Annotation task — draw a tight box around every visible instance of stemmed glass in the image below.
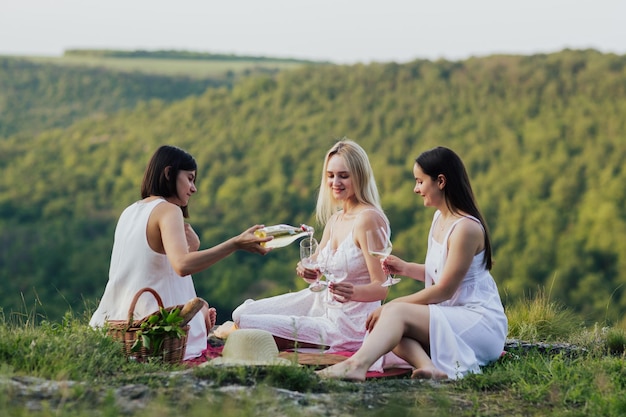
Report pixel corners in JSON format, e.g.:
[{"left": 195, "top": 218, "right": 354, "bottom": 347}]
[
  {"left": 324, "top": 249, "right": 348, "bottom": 308},
  {"left": 300, "top": 237, "right": 326, "bottom": 292},
  {"left": 366, "top": 227, "right": 401, "bottom": 287}
]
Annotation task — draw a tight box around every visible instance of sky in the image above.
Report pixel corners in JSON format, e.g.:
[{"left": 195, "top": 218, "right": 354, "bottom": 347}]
[{"left": 1, "top": 0, "right": 624, "bottom": 64}]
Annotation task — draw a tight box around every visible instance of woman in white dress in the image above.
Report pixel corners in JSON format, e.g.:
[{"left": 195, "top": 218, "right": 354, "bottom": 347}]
[
  {"left": 232, "top": 139, "right": 390, "bottom": 352},
  {"left": 319, "top": 146, "right": 508, "bottom": 380},
  {"left": 90, "top": 145, "right": 271, "bottom": 360}
]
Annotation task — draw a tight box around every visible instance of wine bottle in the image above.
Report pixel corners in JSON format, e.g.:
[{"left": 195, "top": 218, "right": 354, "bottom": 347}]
[{"left": 255, "top": 224, "right": 314, "bottom": 249}]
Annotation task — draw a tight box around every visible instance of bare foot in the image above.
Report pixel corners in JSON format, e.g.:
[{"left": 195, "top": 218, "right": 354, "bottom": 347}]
[
  {"left": 411, "top": 367, "right": 448, "bottom": 380},
  {"left": 316, "top": 360, "right": 367, "bottom": 381},
  {"left": 203, "top": 307, "right": 217, "bottom": 332}
]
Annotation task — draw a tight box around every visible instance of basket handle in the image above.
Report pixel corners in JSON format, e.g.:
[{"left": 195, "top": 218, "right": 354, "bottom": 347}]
[{"left": 127, "top": 287, "right": 164, "bottom": 324}]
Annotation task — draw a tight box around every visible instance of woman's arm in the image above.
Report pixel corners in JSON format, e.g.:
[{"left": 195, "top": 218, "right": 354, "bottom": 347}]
[
  {"left": 338, "top": 211, "right": 389, "bottom": 303},
  {"left": 155, "top": 201, "right": 270, "bottom": 276},
  {"left": 390, "top": 219, "right": 483, "bottom": 305}
]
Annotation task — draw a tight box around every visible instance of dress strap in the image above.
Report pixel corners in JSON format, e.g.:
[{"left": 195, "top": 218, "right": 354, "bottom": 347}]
[{"left": 442, "top": 215, "right": 483, "bottom": 244}]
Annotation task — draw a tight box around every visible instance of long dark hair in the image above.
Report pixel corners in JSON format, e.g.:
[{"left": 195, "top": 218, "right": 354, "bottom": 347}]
[
  {"left": 141, "top": 145, "right": 197, "bottom": 218},
  {"left": 416, "top": 146, "right": 492, "bottom": 269}
]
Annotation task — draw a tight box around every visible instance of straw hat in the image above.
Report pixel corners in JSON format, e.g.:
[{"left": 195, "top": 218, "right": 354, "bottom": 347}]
[{"left": 206, "top": 329, "right": 293, "bottom": 366}]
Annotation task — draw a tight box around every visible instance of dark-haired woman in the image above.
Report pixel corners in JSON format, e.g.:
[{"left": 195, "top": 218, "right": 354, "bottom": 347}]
[
  {"left": 319, "top": 146, "right": 507, "bottom": 380},
  {"left": 90, "top": 145, "right": 271, "bottom": 361}
]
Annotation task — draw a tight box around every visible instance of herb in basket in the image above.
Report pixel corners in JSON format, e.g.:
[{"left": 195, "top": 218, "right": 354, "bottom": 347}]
[{"left": 131, "top": 306, "right": 187, "bottom": 354}]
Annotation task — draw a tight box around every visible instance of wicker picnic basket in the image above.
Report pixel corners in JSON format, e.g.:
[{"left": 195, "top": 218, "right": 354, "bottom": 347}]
[{"left": 106, "top": 287, "right": 189, "bottom": 364}]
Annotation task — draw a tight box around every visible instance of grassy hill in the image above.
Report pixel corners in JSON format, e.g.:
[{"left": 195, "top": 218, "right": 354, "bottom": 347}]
[
  {"left": 2, "top": 294, "right": 625, "bottom": 416},
  {"left": 0, "top": 50, "right": 328, "bottom": 137}
]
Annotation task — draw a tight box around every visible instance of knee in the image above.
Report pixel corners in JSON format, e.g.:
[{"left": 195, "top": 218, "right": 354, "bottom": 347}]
[
  {"left": 380, "top": 302, "right": 404, "bottom": 317},
  {"left": 231, "top": 299, "right": 252, "bottom": 323},
  {"left": 379, "top": 302, "right": 422, "bottom": 325},
  {"left": 231, "top": 304, "right": 243, "bottom": 323}
]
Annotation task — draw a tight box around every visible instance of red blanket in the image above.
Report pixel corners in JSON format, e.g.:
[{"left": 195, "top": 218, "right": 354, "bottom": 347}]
[{"left": 187, "top": 346, "right": 411, "bottom": 378}]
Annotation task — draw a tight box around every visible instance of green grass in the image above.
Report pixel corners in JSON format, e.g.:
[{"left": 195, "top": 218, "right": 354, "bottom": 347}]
[
  {"left": 0, "top": 310, "right": 184, "bottom": 382},
  {"left": 506, "top": 287, "right": 584, "bottom": 342},
  {"left": 1, "top": 289, "right": 625, "bottom": 416},
  {"left": 8, "top": 55, "right": 316, "bottom": 79}
]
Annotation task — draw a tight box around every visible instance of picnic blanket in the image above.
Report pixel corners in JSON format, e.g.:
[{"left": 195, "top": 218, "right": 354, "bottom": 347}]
[
  {"left": 278, "top": 350, "right": 412, "bottom": 378},
  {"left": 188, "top": 345, "right": 411, "bottom": 378}
]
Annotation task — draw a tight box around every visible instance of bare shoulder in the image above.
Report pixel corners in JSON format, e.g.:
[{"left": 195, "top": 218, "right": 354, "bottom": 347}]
[
  {"left": 355, "top": 207, "right": 388, "bottom": 230},
  {"left": 456, "top": 217, "right": 483, "bottom": 237},
  {"left": 150, "top": 199, "right": 183, "bottom": 223},
  {"left": 452, "top": 217, "right": 485, "bottom": 252},
  {"left": 353, "top": 209, "right": 389, "bottom": 250}
]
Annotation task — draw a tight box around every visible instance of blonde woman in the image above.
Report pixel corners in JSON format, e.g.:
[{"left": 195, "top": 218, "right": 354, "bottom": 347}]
[{"left": 233, "top": 139, "right": 390, "bottom": 352}]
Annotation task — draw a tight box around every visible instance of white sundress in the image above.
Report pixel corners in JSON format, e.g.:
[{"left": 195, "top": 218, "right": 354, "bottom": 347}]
[
  {"left": 232, "top": 210, "right": 387, "bottom": 352},
  {"left": 89, "top": 198, "right": 207, "bottom": 360},
  {"left": 426, "top": 211, "right": 508, "bottom": 379},
  {"left": 371, "top": 211, "right": 508, "bottom": 379}
]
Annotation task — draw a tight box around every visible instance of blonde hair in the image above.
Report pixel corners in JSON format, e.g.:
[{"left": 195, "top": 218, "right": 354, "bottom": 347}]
[{"left": 315, "top": 139, "right": 383, "bottom": 225}]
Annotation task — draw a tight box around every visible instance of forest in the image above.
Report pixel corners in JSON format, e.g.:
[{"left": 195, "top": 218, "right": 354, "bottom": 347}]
[{"left": 0, "top": 49, "right": 624, "bottom": 327}]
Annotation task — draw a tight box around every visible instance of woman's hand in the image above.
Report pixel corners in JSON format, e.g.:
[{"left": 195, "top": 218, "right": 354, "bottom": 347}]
[
  {"left": 382, "top": 254, "right": 406, "bottom": 276},
  {"left": 365, "top": 306, "right": 383, "bottom": 332},
  {"left": 233, "top": 225, "right": 272, "bottom": 255},
  {"left": 328, "top": 281, "right": 354, "bottom": 303},
  {"left": 296, "top": 261, "right": 322, "bottom": 284}
]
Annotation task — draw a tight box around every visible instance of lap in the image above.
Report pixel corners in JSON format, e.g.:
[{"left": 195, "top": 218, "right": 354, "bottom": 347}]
[{"left": 379, "top": 302, "right": 431, "bottom": 344}]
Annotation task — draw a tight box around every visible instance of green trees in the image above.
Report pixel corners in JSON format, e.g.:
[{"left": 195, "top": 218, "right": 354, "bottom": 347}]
[
  {"left": 1, "top": 49, "right": 625, "bottom": 326},
  {"left": 0, "top": 57, "right": 226, "bottom": 137}
]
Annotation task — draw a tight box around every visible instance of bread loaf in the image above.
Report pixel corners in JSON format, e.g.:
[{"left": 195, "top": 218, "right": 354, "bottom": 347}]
[{"left": 180, "top": 297, "right": 207, "bottom": 326}]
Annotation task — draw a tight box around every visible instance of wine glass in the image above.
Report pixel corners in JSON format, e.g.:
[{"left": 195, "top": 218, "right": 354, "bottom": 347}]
[
  {"left": 324, "top": 249, "right": 348, "bottom": 308},
  {"left": 366, "top": 227, "right": 401, "bottom": 287},
  {"left": 300, "top": 237, "right": 326, "bottom": 292}
]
